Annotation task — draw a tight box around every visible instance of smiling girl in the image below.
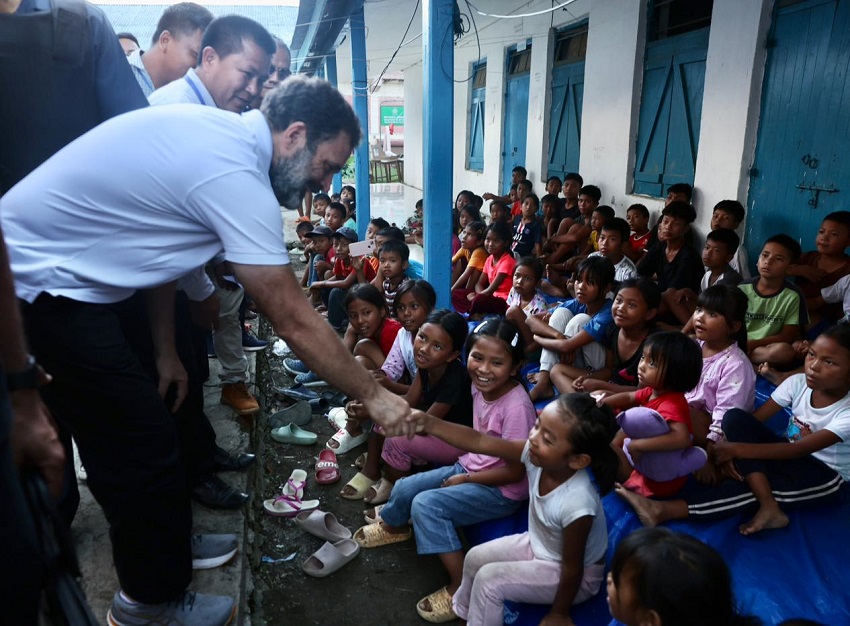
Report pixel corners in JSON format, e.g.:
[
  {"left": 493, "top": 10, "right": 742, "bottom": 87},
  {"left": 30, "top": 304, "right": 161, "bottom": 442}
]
[{"left": 355, "top": 319, "right": 536, "bottom": 623}]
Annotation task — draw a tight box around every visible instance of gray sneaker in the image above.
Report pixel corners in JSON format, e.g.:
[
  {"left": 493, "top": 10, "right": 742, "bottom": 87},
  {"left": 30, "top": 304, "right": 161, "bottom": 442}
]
[
  {"left": 107, "top": 590, "right": 235, "bottom": 626},
  {"left": 192, "top": 533, "right": 238, "bottom": 570}
]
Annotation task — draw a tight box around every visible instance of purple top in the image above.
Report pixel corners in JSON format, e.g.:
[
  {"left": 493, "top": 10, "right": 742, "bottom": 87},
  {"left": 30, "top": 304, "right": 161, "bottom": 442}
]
[{"left": 685, "top": 340, "right": 755, "bottom": 443}]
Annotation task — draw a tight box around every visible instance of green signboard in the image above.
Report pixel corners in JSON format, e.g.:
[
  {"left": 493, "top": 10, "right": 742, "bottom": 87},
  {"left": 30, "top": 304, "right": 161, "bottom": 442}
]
[{"left": 380, "top": 105, "right": 404, "bottom": 126}]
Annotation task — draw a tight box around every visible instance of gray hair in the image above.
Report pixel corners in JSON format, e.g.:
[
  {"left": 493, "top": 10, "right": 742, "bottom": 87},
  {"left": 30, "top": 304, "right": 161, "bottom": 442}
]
[{"left": 261, "top": 75, "right": 362, "bottom": 151}]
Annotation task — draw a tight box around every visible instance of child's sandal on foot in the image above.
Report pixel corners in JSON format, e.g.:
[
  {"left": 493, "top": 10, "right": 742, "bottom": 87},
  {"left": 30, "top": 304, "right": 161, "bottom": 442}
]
[
  {"left": 363, "top": 477, "right": 394, "bottom": 505},
  {"left": 353, "top": 523, "right": 412, "bottom": 548},
  {"left": 339, "top": 471, "right": 375, "bottom": 500},
  {"left": 416, "top": 587, "right": 457, "bottom": 623}
]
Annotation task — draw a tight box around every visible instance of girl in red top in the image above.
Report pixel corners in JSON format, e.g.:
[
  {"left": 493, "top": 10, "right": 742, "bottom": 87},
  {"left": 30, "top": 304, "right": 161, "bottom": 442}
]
[
  {"left": 329, "top": 284, "right": 402, "bottom": 452},
  {"left": 599, "top": 331, "right": 704, "bottom": 497},
  {"left": 343, "top": 283, "right": 402, "bottom": 369}
]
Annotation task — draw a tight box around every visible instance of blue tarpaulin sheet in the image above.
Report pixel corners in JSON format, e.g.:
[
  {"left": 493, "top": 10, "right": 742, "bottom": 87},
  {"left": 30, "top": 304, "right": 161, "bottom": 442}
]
[{"left": 466, "top": 373, "right": 850, "bottom": 625}]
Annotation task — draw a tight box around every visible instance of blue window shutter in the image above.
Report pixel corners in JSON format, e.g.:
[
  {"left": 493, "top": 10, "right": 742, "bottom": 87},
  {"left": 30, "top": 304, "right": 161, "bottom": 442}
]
[
  {"left": 633, "top": 28, "right": 709, "bottom": 196},
  {"left": 468, "top": 87, "right": 485, "bottom": 171},
  {"left": 548, "top": 63, "right": 584, "bottom": 178}
]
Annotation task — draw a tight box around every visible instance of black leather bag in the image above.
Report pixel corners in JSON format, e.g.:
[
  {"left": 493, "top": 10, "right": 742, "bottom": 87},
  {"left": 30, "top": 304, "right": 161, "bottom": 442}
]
[{"left": 21, "top": 470, "right": 99, "bottom": 626}]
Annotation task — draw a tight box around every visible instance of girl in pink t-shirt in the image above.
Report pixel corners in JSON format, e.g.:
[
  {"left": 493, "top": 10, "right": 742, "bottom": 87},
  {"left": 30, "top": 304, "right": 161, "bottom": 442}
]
[{"left": 355, "top": 319, "right": 536, "bottom": 622}]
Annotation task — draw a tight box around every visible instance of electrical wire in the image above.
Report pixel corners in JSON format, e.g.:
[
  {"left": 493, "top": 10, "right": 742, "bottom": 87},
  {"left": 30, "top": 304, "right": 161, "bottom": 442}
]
[
  {"left": 369, "top": 0, "right": 421, "bottom": 93},
  {"left": 466, "top": 0, "right": 578, "bottom": 19}
]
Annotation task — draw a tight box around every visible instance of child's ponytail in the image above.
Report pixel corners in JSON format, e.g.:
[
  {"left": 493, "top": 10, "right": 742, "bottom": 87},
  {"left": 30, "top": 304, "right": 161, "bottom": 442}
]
[{"left": 558, "top": 394, "right": 620, "bottom": 495}]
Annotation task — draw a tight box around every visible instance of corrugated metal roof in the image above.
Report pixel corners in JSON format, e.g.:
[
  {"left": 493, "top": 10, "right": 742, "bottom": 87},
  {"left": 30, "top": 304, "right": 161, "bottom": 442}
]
[{"left": 98, "top": 4, "right": 298, "bottom": 48}]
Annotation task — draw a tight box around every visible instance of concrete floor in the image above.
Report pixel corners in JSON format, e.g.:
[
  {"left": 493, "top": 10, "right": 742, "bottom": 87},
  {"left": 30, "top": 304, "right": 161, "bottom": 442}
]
[
  {"left": 74, "top": 356, "right": 255, "bottom": 625},
  {"left": 71, "top": 185, "right": 441, "bottom": 625}
]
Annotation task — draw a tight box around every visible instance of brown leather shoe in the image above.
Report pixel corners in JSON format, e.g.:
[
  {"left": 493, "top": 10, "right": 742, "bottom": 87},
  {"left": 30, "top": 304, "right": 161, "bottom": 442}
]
[{"left": 220, "top": 382, "right": 259, "bottom": 415}]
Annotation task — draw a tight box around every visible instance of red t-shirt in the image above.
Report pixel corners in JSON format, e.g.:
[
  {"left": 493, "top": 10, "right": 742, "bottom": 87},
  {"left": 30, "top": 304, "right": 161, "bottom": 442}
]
[
  {"left": 483, "top": 253, "right": 517, "bottom": 300},
  {"left": 625, "top": 387, "right": 692, "bottom": 497},
  {"left": 510, "top": 200, "right": 522, "bottom": 218},
  {"left": 377, "top": 318, "right": 402, "bottom": 356},
  {"left": 629, "top": 231, "right": 651, "bottom": 257},
  {"left": 332, "top": 256, "right": 376, "bottom": 281}
]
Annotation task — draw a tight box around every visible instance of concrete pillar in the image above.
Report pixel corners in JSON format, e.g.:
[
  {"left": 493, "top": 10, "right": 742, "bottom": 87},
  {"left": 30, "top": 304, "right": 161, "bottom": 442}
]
[
  {"left": 325, "top": 52, "right": 343, "bottom": 195},
  {"left": 349, "top": 7, "right": 370, "bottom": 239},
  {"left": 422, "top": 0, "right": 454, "bottom": 309}
]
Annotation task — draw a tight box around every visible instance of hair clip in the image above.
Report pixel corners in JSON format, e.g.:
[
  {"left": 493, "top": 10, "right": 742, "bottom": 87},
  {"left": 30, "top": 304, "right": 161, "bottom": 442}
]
[
  {"left": 473, "top": 321, "right": 488, "bottom": 334},
  {"left": 510, "top": 333, "right": 519, "bottom": 347}
]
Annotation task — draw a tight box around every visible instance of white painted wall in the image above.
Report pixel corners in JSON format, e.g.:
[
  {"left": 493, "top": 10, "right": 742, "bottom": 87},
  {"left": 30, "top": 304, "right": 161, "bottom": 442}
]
[
  {"left": 403, "top": 64, "right": 423, "bottom": 189},
  {"left": 579, "top": 0, "right": 647, "bottom": 210},
  {"left": 692, "top": 0, "right": 773, "bottom": 238},
  {"left": 357, "top": 0, "right": 777, "bottom": 250}
]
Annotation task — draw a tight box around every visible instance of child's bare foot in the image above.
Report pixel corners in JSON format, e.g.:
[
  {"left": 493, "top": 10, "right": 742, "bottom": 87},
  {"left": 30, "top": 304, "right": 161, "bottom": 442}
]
[
  {"left": 327, "top": 425, "right": 364, "bottom": 450},
  {"left": 757, "top": 362, "right": 789, "bottom": 386},
  {"left": 615, "top": 483, "right": 662, "bottom": 527},
  {"left": 739, "top": 504, "right": 789, "bottom": 536},
  {"left": 380, "top": 521, "right": 410, "bottom": 535}
]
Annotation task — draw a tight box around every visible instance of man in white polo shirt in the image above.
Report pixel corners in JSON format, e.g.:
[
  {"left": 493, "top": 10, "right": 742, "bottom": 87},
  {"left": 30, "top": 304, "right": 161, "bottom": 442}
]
[{"left": 1, "top": 76, "right": 412, "bottom": 625}]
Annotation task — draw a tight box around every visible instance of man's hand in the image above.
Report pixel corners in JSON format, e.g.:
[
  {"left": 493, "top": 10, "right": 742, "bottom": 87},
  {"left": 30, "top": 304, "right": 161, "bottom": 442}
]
[
  {"left": 361, "top": 387, "right": 412, "bottom": 438},
  {"left": 212, "top": 262, "right": 240, "bottom": 291},
  {"left": 156, "top": 351, "right": 188, "bottom": 412},
  {"left": 188, "top": 293, "right": 220, "bottom": 330},
  {"left": 10, "top": 389, "right": 65, "bottom": 499}
]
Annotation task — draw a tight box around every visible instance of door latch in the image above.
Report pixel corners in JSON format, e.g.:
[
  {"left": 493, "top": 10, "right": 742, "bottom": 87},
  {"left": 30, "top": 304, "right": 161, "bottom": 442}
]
[{"left": 796, "top": 183, "right": 839, "bottom": 209}]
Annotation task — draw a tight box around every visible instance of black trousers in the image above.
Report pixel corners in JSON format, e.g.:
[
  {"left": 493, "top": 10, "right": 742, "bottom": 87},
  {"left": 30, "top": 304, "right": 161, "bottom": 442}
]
[
  {"left": 0, "top": 372, "right": 44, "bottom": 624},
  {"left": 681, "top": 409, "right": 844, "bottom": 521},
  {"left": 22, "top": 294, "right": 192, "bottom": 603}
]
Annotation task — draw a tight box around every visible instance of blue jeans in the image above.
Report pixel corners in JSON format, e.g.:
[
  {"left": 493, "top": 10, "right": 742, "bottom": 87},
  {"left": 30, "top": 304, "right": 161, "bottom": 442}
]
[{"left": 381, "top": 463, "right": 522, "bottom": 555}]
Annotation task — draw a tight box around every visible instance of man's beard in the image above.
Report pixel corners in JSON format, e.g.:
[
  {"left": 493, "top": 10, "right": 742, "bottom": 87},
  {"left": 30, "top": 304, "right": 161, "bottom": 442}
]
[{"left": 270, "top": 145, "right": 315, "bottom": 210}]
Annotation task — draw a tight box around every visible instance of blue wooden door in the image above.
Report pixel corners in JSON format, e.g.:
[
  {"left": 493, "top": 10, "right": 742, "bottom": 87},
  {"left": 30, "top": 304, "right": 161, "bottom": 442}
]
[
  {"left": 548, "top": 61, "right": 584, "bottom": 178},
  {"left": 502, "top": 50, "right": 530, "bottom": 192},
  {"left": 633, "top": 28, "right": 709, "bottom": 197},
  {"left": 747, "top": 0, "right": 850, "bottom": 267}
]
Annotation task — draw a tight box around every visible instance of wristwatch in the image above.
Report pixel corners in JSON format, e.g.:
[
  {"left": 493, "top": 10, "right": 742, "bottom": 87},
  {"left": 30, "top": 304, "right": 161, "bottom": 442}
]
[{"left": 6, "top": 355, "right": 40, "bottom": 392}]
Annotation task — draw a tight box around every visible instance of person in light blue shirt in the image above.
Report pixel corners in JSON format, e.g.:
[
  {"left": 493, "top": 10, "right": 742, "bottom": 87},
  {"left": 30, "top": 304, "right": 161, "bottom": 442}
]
[
  {"left": 150, "top": 15, "right": 273, "bottom": 112},
  {"left": 127, "top": 2, "right": 213, "bottom": 97}
]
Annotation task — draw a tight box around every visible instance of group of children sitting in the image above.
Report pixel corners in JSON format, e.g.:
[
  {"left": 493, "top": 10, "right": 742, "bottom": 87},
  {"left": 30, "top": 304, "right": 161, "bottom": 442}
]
[{"left": 287, "top": 173, "right": 850, "bottom": 625}]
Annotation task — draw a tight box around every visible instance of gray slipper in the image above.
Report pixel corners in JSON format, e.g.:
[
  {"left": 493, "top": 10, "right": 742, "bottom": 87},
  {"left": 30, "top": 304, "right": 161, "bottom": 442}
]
[
  {"left": 268, "top": 401, "right": 312, "bottom": 428},
  {"left": 302, "top": 539, "right": 360, "bottom": 577},
  {"left": 295, "top": 509, "right": 352, "bottom": 542}
]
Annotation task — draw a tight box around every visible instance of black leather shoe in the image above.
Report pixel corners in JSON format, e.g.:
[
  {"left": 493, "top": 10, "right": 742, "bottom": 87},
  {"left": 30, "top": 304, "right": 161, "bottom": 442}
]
[
  {"left": 192, "top": 475, "right": 249, "bottom": 509},
  {"left": 212, "top": 446, "right": 256, "bottom": 472}
]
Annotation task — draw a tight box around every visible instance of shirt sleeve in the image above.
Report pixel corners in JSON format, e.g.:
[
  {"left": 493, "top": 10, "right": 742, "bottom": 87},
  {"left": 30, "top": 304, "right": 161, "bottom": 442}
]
[
  {"left": 821, "top": 276, "right": 849, "bottom": 303},
  {"left": 176, "top": 266, "right": 215, "bottom": 301},
  {"left": 380, "top": 332, "right": 407, "bottom": 382},
  {"left": 185, "top": 172, "right": 289, "bottom": 266},
  {"left": 469, "top": 248, "right": 488, "bottom": 271},
  {"left": 708, "top": 351, "right": 756, "bottom": 442},
  {"left": 582, "top": 302, "right": 613, "bottom": 343},
  {"left": 635, "top": 386, "right": 653, "bottom": 405},
  {"left": 771, "top": 374, "right": 806, "bottom": 408}
]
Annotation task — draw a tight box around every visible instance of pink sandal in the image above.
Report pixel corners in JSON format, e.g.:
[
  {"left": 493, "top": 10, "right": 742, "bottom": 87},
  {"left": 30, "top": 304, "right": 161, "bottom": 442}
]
[{"left": 263, "top": 493, "right": 320, "bottom": 518}]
